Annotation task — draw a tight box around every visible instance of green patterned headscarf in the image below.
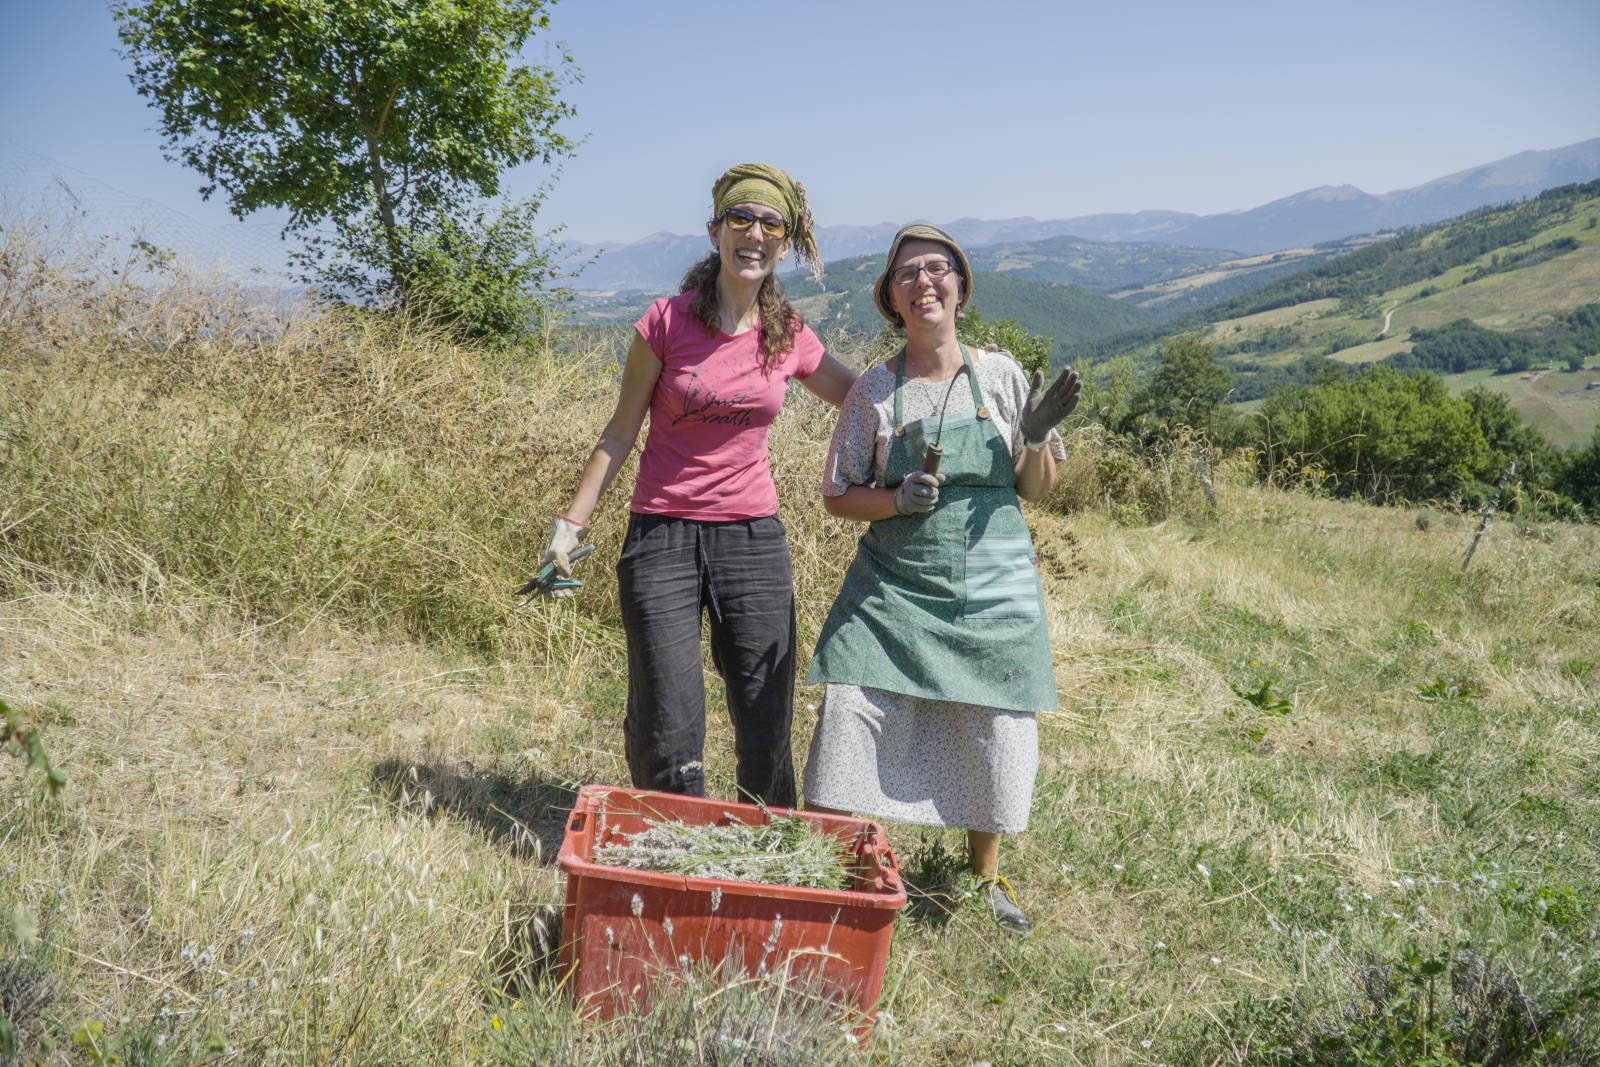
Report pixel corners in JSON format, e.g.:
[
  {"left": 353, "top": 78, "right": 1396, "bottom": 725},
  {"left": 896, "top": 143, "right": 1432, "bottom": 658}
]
[{"left": 711, "top": 162, "right": 823, "bottom": 283}]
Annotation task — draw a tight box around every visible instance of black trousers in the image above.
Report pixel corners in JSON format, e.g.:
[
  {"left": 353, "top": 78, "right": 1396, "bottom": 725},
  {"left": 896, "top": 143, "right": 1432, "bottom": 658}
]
[{"left": 616, "top": 513, "right": 798, "bottom": 808}]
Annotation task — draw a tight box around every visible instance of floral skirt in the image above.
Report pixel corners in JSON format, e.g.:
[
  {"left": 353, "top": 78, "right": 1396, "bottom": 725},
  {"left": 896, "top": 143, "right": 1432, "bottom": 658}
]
[{"left": 801, "top": 683, "right": 1038, "bottom": 834}]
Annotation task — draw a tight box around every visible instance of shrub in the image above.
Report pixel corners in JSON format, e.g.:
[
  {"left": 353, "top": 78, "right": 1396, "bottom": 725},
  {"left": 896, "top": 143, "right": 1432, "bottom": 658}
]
[
  {"left": 1256, "top": 367, "right": 1488, "bottom": 504},
  {"left": 1048, "top": 424, "right": 1219, "bottom": 522},
  {"left": 956, "top": 307, "right": 1052, "bottom": 379},
  {"left": 300, "top": 193, "right": 574, "bottom": 345}
]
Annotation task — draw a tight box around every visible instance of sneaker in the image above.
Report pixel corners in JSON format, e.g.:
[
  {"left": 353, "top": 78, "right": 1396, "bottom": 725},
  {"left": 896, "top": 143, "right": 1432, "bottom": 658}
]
[{"left": 979, "top": 875, "right": 1032, "bottom": 937}]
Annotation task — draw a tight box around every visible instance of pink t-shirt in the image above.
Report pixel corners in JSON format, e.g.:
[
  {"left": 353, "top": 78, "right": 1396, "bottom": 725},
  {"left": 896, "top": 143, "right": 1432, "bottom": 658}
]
[{"left": 631, "top": 292, "right": 824, "bottom": 520}]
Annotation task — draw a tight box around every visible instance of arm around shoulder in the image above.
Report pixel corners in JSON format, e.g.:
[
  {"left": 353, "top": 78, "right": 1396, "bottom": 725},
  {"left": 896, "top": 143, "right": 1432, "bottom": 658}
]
[{"left": 799, "top": 351, "right": 856, "bottom": 407}]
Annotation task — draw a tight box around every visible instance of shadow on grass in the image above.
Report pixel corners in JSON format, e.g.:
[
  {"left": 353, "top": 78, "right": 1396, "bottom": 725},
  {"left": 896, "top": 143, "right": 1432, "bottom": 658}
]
[
  {"left": 899, "top": 833, "right": 971, "bottom": 930},
  {"left": 369, "top": 757, "right": 581, "bottom": 865},
  {"left": 488, "top": 899, "right": 566, "bottom": 1002}
]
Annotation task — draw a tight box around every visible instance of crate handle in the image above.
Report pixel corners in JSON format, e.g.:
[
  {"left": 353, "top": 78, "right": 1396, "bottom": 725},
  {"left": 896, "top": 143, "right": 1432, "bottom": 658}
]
[
  {"left": 568, "top": 812, "right": 587, "bottom": 833},
  {"left": 861, "top": 835, "right": 894, "bottom": 866}
]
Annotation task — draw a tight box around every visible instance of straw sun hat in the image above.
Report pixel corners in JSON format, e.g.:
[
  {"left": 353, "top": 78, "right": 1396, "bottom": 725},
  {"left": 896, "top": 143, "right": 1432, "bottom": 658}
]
[{"left": 873, "top": 223, "right": 974, "bottom": 326}]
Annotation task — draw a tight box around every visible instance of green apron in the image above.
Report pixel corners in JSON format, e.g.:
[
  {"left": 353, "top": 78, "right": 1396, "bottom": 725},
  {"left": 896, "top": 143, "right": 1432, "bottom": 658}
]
[{"left": 806, "top": 346, "right": 1057, "bottom": 712}]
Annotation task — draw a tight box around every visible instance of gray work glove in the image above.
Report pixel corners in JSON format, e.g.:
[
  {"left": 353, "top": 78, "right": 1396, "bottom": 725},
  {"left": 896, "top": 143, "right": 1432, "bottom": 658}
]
[
  {"left": 893, "top": 472, "right": 943, "bottom": 515},
  {"left": 1018, "top": 365, "right": 1083, "bottom": 448},
  {"left": 538, "top": 515, "right": 591, "bottom": 599}
]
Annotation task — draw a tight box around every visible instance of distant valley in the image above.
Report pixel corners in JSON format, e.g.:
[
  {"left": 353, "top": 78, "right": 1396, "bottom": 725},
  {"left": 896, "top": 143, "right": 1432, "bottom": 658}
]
[
  {"left": 1094, "top": 180, "right": 1600, "bottom": 447},
  {"left": 567, "top": 138, "right": 1600, "bottom": 293},
  {"left": 574, "top": 175, "right": 1600, "bottom": 449}
]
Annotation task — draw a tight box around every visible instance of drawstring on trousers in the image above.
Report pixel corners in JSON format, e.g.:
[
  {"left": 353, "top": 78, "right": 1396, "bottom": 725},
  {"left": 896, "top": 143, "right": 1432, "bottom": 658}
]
[{"left": 693, "top": 524, "right": 724, "bottom": 624}]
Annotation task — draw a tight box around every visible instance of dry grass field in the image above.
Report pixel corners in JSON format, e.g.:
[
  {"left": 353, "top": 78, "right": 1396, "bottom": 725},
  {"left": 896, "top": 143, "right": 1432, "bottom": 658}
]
[
  {"left": 1437, "top": 362, "right": 1600, "bottom": 448},
  {"left": 1202, "top": 299, "right": 1344, "bottom": 344},
  {"left": 3, "top": 228, "right": 1598, "bottom": 1065},
  {"left": 1326, "top": 335, "right": 1414, "bottom": 365},
  {"left": 1388, "top": 243, "right": 1600, "bottom": 336}
]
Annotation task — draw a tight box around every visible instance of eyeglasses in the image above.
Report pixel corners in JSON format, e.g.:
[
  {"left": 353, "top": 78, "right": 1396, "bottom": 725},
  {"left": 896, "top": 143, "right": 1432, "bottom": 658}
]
[
  {"left": 890, "top": 259, "right": 958, "bottom": 286},
  {"left": 718, "top": 207, "right": 789, "bottom": 240}
]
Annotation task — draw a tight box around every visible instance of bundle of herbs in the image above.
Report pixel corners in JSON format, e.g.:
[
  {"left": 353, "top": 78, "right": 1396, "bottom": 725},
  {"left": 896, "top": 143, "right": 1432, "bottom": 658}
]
[{"left": 593, "top": 815, "right": 854, "bottom": 890}]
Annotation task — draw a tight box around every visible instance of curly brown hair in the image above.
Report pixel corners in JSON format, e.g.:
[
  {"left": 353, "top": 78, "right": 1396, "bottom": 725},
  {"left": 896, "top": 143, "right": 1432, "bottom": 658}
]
[{"left": 679, "top": 252, "right": 802, "bottom": 373}]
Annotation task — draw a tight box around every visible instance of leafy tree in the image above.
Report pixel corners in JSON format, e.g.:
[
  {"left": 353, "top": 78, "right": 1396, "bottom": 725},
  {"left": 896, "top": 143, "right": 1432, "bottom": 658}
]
[
  {"left": 1570, "top": 302, "right": 1600, "bottom": 350},
  {"left": 1459, "top": 386, "right": 1558, "bottom": 505},
  {"left": 957, "top": 307, "right": 1053, "bottom": 379},
  {"left": 1556, "top": 430, "right": 1600, "bottom": 513},
  {"left": 1394, "top": 318, "right": 1535, "bottom": 375},
  {"left": 1257, "top": 367, "right": 1488, "bottom": 502},
  {"left": 1226, "top": 353, "right": 1351, "bottom": 403},
  {"left": 115, "top": 0, "right": 577, "bottom": 336},
  {"left": 302, "top": 187, "right": 569, "bottom": 342},
  {"left": 1134, "top": 336, "right": 1232, "bottom": 434},
  {"left": 1385, "top": 305, "right": 1600, "bottom": 380}
]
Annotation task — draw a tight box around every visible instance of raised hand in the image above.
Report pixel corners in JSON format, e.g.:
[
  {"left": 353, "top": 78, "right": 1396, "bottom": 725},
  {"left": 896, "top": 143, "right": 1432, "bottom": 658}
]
[{"left": 1019, "top": 365, "right": 1083, "bottom": 447}]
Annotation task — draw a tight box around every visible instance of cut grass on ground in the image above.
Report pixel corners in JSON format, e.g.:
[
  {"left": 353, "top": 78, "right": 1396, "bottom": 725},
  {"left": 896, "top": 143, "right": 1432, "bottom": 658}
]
[
  {"left": 3, "top": 256, "right": 1598, "bottom": 1063},
  {"left": 5, "top": 487, "right": 1596, "bottom": 1064}
]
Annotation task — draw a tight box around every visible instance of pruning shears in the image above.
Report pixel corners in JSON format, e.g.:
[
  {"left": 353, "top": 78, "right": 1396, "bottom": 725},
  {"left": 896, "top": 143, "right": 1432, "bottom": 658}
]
[{"left": 515, "top": 542, "right": 596, "bottom": 605}]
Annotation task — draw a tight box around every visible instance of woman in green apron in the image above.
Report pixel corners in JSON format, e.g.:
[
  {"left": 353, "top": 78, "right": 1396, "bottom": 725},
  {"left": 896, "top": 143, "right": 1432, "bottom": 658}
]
[{"left": 804, "top": 224, "right": 1081, "bottom": 936}]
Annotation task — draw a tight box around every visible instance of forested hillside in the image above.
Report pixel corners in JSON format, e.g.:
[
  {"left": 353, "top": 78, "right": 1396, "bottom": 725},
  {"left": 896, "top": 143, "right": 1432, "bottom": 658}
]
[
  {"left": 1082, "top": 179, "right": 1600, "bottom": 362},
  {"left": 965, "top": 236, "right": 1230, "bottom": 293},
  {"left": 569, "top": 234, "right": 1352, "bottom": 336},
  {"left": 1077, "top": 180, "right": 1600, "bottom": 447}
]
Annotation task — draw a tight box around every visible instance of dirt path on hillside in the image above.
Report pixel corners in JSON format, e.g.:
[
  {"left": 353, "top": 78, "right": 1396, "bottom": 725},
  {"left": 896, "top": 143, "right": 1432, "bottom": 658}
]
[{"left": 1380, "top": 302, "right": 1399, "bottom": 337}]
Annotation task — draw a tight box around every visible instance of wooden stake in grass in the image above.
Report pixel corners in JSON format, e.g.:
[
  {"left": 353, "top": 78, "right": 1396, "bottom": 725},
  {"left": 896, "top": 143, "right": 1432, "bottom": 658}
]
[{"left": 1460, "top": 461, "right": 1514, "bottom": 573}]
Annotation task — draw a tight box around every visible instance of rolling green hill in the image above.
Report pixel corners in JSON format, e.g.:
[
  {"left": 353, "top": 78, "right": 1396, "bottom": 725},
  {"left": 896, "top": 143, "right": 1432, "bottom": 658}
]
[
  {"left": 963, "top": 233, "right": 1390, "bottom": 320},
  {"left": 565, "top": 183, "right": 1600, "bottom": 445},
  {"left": 966, "top": 236, "right": 1231, "bottom": 293},
  {"left": 1082, "top": 180, "right": 1600, "bottom": 444},
  {"left": 849, "top": 234, "right": 1368, "bottom": 322},
  {"left": 1103, "top": 238, "right": 1379, "bottom": 315}
]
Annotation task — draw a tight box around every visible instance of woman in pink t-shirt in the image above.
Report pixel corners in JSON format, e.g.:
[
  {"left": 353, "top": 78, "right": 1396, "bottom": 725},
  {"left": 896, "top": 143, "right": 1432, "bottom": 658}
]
[{"left": 540, "top": 163, "right": 854, "bottom": 807}]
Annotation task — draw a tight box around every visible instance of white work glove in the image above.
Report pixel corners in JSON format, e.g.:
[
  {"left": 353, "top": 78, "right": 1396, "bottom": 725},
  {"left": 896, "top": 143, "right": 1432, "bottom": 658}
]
[
  {"left": 538, "top": 514, "right": 591, "bottom": 599},
  {"left": 893, "top": 472, "right": 943, "bottom": 515}
]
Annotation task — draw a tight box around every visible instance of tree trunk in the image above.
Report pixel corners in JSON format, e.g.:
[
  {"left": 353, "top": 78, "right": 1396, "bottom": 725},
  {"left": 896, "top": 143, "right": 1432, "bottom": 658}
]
[{"left": 365, "top": 137, "right": 406, "bottom": 307}]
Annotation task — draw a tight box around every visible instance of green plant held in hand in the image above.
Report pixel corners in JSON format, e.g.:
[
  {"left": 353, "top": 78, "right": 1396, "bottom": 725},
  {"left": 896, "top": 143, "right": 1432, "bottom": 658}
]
[{"left": 593, "top": 816, "right": 853, "bottom": 890}]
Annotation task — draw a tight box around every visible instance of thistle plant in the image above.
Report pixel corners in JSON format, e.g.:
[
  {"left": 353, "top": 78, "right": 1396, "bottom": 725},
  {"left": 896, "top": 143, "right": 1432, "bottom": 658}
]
[{"left": 593, "top": 816, "right": 854, "bottom": 890}]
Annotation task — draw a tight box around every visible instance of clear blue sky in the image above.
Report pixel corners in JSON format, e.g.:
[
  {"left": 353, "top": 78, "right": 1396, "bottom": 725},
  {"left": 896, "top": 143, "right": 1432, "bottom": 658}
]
[{"left": 2, "top": 0, "right": 1597, "bottom": 249}]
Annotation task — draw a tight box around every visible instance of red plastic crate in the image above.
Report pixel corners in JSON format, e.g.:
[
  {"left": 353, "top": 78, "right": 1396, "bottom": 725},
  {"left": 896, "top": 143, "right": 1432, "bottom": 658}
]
[{"left": 556, "top": 785, "right": 907, "bottom": 1036}]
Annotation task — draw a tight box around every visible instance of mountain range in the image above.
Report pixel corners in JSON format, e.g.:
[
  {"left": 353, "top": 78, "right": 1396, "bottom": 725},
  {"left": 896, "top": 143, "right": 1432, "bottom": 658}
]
[{"left": 567, "top": 138, "right": 1600, "bottom": 291}]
